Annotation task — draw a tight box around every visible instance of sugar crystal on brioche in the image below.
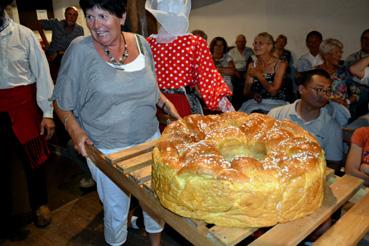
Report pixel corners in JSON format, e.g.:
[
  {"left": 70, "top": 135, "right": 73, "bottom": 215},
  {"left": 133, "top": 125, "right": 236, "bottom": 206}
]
[{"left": 152, "top": 112, "right": 326, "bottom": 227}]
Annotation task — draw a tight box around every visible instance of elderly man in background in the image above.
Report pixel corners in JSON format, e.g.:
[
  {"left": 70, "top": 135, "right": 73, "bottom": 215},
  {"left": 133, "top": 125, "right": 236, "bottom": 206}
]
[
  {"left": 227, "top": 34, "right": 253, "bottom": 109},
  {"left": 228, "top": 34, "right": 253, "bottom": 78},
  {"left": 38, "top": 6, "right": 84, "bottom": 80}
]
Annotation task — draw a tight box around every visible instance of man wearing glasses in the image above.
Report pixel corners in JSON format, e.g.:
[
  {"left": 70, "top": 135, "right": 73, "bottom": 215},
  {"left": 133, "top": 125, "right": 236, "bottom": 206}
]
[{"left": 269, "top": 69, "right": 343, "bottom": 174}]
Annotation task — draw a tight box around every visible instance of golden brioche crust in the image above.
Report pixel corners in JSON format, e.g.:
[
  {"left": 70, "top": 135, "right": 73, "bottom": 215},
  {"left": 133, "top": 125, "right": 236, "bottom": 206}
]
[{"left": 152, "top": 112, "right": 326, "bottom": 227}]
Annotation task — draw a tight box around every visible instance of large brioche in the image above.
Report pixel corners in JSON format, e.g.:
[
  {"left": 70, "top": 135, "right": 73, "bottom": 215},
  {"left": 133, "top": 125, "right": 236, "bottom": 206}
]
[{"left": 152, "top": 112, "right": 326, "bottom": 227}]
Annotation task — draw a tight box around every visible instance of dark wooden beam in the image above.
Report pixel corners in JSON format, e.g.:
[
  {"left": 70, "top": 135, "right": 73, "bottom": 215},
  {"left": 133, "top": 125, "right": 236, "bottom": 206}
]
[{"left": 127, "top": 0, "right": 157, "bottom": 36}]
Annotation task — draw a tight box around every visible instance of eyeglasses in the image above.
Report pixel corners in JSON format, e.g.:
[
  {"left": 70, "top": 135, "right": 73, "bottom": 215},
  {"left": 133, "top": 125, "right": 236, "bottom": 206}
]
[{"left": 309, "top": 87, "right": 332, "bottom": 95}]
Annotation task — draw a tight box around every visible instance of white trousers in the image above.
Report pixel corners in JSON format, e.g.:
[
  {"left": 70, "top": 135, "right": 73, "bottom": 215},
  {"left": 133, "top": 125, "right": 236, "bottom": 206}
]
[{"left": 87, "top": 131, "right": 164, "bottom": 246}]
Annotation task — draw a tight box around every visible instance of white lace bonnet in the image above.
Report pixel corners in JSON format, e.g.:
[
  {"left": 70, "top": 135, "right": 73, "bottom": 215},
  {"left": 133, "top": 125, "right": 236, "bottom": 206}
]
[{"left": 145, "top": 0, "right": 191, "bottom": 36}]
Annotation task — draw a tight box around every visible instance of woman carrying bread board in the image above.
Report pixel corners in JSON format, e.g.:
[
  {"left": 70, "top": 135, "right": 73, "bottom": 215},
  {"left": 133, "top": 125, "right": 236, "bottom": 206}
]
[{"left": 52, "top": 0, "right": 180, "bottom": 245}]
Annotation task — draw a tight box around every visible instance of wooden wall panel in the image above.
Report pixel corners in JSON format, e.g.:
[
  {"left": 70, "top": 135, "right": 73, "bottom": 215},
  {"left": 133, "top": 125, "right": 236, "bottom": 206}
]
[
  {"left": 127, "top": 0, "right": 157, "bottom": 37},
  {"left": 16, "top": 0, "right": 54, "bottom": 30}
]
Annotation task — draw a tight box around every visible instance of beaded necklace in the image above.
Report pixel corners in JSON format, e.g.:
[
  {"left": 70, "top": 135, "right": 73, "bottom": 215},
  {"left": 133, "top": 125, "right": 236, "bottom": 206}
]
[{"left": 104, "top": 32, "right": 129, "bottom": 65}]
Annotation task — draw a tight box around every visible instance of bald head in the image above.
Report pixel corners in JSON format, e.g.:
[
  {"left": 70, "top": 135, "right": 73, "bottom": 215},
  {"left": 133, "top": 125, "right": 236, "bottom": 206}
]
[{"left": 236, "top": 34, "right": 246, "bottom": 50}]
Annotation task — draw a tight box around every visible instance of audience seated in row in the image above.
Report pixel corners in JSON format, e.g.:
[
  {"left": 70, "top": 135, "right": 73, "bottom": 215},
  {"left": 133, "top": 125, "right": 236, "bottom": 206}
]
[{"left": 194, "top": 29, "right": 369, "bottom": 126}]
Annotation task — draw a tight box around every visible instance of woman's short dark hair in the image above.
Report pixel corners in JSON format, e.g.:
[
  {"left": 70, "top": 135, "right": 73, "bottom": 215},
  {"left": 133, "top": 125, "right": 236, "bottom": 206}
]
[
  {"left": 209, "top": 37, "right": 228, "bottom": 54},
  {"left": 79, "top": 0, "right": 127, "bottom": 17},
  {"left": 298, "top": 68, "right": 331, "bottom": 86}
]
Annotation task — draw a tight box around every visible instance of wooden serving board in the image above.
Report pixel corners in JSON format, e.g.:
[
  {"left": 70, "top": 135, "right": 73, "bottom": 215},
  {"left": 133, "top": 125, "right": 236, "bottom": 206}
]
[{"left": 85, "top": 141, "right": 369, "bottom": 246}]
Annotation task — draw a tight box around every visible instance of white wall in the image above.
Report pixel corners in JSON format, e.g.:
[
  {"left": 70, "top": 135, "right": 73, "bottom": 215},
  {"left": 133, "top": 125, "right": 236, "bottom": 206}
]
[
  {"left": 189, "top": 0, "right": 369, "bottom": 62},
  {"left": 17, "top": 0, "right": 368, "bottom": 62}
]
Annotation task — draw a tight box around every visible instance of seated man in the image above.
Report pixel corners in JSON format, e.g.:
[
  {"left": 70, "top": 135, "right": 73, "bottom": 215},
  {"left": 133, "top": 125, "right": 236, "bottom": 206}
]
[
  {"left": 268, "top": 69, "right": 343, "bottom": 173},
  {"left": 227, "top": 34, "right": 253, "bottom": 78},
  {"left": 345, "top": 127, "right": 369, "bottom": 186},
  {"left": 38, "top": 6, "right": 84, "bottom": 80},
  {"left": 227, "top": 34, "right": 254, "bottom": 109},
  {"left": 296, "top": 31, "right": 323, "bottom": 72}
]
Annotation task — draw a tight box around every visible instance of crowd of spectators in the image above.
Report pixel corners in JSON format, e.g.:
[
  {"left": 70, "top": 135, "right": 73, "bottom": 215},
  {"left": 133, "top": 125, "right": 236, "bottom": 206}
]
[{"left": 193, "top": 28, "right": 369, "bottom": 180}]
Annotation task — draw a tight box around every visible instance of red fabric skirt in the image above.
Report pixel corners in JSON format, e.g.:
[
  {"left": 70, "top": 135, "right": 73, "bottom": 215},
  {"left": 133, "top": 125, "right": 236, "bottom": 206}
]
[
  {"left": 0, "top": 84, "right": 49, "bottom": 169},
  {"left": 163, "top": 93, "right": 192, "bottom": 117},
  {"left": 158, "top": 93, "right": 192, "bottom": 132}
]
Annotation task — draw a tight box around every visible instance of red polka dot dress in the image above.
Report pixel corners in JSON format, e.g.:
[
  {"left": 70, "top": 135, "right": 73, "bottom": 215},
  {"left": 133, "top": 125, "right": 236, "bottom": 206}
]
[{"left": 147, "top": 34, "right": 232, "bottom": 116}]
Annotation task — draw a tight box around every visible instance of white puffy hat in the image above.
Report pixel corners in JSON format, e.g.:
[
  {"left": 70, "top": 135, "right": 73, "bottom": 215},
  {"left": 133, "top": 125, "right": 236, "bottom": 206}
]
[{"left": 145, "top": 0, "right": 191, "bottom": 36}]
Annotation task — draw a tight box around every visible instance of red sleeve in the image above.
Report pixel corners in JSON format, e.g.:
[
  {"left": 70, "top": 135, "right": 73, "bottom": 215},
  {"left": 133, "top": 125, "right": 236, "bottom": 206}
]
[
  {"left": 351, "top": 127, "right": 369, "bottom": 148},
  {"left": 193, "top": 36, "right": 232, "bottom": 110}
]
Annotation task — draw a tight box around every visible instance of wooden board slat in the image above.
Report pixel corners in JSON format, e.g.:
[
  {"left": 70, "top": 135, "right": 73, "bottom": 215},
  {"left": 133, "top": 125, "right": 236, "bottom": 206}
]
[
  {"left": 325, "top": 168, "right": 334, "bottom": 179},
  {"left": 349, "top": 187, "right": 369, "bottom": 204},
  {"left": 210, "top": 226, "right": 257, "bottom": 246},
  {"left": 115, "top": 151, "right": 153, "bottom": 174},
  {"left": 85, "top": 144, "right": 113, "bottom": 165},
  {"left": 129, "top": 165, "right": 152, "bottom": 185},
  {"left": 183, "top": 218, "right": 210, "bottom": 238},
  {"left": 143, "top": 180, "right": 152, "bottom": 190},
  {"left": 183, "top": 217, "right": 207, "bottom": 228},
  {"left": 249, "top": 175, "right": 363, "bottom": 246},
  {"left": 106, "top": 139, "right": 158, "bottom": 163},
  {"left": 315, "top": 192, "right": 369, "bottom": 246}
]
